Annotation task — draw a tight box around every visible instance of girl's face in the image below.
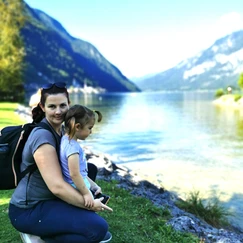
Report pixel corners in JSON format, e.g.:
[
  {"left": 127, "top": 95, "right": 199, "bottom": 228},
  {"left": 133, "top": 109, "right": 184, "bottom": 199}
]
[
  {"left": 41, "top": 93, "right": 69, "bottom": 127},
  {"left": 76, "top": 117, "right": 95, "bottom": 140}
]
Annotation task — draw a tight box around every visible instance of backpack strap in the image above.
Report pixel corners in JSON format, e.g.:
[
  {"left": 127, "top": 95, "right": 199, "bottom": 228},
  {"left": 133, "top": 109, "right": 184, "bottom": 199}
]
[{"left": 38, "top": 122, "right": 61, "bottom": 153}]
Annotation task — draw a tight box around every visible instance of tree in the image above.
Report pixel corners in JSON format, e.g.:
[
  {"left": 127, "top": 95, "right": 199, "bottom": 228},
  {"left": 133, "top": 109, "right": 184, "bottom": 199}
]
[
  {"left": 237, "top": 73, "right": 243, "bottom": 91},
  {"left": 0, "top": 0, "right": 26, "bottom": 102}
]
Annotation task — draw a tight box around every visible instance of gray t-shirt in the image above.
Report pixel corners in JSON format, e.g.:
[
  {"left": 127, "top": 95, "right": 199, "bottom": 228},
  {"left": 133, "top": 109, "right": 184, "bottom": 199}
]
[{"left": 10, "top": 119, "right": 60, "bottom": 208}]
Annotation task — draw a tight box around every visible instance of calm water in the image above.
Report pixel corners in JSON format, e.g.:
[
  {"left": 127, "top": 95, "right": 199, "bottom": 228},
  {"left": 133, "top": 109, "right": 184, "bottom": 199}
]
[{"left": 70, "top": 91, "right": 243, "bottom": 230}]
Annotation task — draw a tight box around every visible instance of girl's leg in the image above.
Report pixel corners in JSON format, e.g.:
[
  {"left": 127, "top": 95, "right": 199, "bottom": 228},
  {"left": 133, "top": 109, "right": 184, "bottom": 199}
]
[
  {"left": 87, "top": 163, "right": 98, "bottom": 181},
  {"left": 9, "top": 200, "right": 108, "bottom": 243}
]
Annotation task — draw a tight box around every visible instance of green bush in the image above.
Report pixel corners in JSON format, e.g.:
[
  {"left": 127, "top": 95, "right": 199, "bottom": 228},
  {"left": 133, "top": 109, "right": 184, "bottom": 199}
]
[
  {"left": 234, "top": 94, "right": 242, "bottom": 102},
  {"left": 215, "top": 89, "right": 225, "bottom": 98}
]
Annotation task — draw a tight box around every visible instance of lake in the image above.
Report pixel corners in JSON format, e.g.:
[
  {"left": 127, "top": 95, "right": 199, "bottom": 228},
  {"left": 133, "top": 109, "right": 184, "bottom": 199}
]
[{"left": 70, "top": 91, "right": 243, "bottom": 230}]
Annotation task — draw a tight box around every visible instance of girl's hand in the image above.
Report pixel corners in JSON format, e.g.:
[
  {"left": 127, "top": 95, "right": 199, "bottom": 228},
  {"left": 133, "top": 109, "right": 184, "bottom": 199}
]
[
  {"left": 83, "top": 192, "right": 94, "bottom": 208},
  {"left": 91, "top": 185, "right": 102, "bottom": 196},
  {"left": 91, "top": 198, "right": 113, "bottom": 212}
]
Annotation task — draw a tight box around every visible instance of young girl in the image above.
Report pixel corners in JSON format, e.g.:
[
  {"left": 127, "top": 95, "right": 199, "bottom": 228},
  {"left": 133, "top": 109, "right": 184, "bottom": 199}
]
[{"left": 60, "top": 104, "right": 104, "bottom": 208}]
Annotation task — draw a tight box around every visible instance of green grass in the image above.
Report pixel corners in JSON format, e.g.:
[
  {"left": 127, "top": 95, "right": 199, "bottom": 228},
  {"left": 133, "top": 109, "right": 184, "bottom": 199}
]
[
  {"left": 0, "top": 102, "right": 26, "bottom": 129},
  {"left": 0, "top": 102, "right": 27, "bottom": 242},
  {"left": 0, "top": 102, "right": 200, "bottom": 243},
  {"left": 0, "top": 183, "right": 199, "bottom": 243},
  {"left": 95, "top": 180, "right": 199, "bottom": 243},
  {"left": 0, "top": 190, "right": 20, "bottom": 243},
  {"left": 176, "top": 191, "right": 232, "bottom": 228}
]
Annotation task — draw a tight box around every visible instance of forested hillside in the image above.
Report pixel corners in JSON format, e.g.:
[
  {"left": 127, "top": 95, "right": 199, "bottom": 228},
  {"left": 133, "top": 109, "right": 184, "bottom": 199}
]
[
  {"left": 21, "top": 2, "right": 140, "bottom": 96},
  {"left": 0, "top": 0, "right": 26, "bottom": 101},
  {"left": 0, "top": 0, "right": 139, "bottom": 102}
]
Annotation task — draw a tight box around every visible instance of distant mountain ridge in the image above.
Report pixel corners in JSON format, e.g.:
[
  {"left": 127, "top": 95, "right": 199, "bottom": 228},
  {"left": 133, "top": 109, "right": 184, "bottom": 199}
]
[
  {"left": 135, "top": 30, "right": 243, "bottom": 91},
  {"left": 21, "top": 2, "right": 140, "bottom": 95}
]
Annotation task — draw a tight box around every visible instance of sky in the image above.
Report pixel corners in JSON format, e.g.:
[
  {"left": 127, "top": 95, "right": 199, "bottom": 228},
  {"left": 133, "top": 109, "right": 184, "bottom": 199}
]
[{"left": 24, "top": 0, "right": 243, "bottom": 78}]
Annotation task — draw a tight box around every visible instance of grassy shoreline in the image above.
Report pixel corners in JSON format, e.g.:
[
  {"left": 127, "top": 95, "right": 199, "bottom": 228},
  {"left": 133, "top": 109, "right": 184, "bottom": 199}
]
[
  {"left": 213, "top": 94, "right": 243, "bottom": 109},
  {"left": 0, "top": 103, "right": 27, "bottom": 129}
]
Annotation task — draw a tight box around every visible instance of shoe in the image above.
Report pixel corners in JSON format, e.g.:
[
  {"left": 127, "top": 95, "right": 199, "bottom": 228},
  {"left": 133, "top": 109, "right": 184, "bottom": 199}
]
[
  {"left": 19, "top": 232, "right": 45, "bottom": 243},
  {"left": 99, "top": 231, "right": 112, "bottom": 243}
]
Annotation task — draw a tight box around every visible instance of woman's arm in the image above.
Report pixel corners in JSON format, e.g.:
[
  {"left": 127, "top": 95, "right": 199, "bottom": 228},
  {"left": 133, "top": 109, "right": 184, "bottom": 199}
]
[
  {"left": 34, "top": 144, "right": 86, "bottom": 207},
  {"left": 34, "top": 143, "right": 112, "bottom": 211}
]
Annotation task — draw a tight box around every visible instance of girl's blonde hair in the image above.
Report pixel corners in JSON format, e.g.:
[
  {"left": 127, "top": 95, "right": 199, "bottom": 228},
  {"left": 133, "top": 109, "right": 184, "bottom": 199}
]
[{"left": 64, "top": 104, "right": 102, "bottom": 139}]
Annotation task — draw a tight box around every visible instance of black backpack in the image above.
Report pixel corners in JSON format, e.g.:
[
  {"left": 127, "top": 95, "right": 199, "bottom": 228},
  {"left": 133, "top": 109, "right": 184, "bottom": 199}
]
[{"left": 0, "top": 122, "right": 60, "bottom": 190}]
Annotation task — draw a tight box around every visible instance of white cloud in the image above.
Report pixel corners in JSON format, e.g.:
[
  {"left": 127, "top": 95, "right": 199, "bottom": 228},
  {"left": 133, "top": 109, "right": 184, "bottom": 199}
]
[
  {"left": 92, "top": 12, "right": 243, "bottom": 78},
  {"left": 214, "top": 12, "right": 243, "bottom": 38}
]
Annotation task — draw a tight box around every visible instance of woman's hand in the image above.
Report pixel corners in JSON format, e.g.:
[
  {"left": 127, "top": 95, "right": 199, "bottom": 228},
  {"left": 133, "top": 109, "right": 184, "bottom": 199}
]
[
  {"left": 83, "top": 192, "right": 94, "bottom": 208},
  {"left": 91, "top": 198, "right": 113, "bottom": 212}
]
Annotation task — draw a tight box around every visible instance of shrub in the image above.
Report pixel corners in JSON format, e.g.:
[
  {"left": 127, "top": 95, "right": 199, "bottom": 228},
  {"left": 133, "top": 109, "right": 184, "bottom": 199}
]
[
  {"left": 234, "top": 94, "right": 242, "bottom": 102},
  {"left": 215, "top": 89, "right": 225, "bottom": 98},
  {"left": 176, "top": 191, "right": 232, "bottom": 228}
]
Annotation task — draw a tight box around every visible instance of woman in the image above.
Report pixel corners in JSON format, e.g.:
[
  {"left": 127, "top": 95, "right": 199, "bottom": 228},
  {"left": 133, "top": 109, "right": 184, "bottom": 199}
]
[{"left": 8, "top": 83, "right": 112, "bottom": 243}]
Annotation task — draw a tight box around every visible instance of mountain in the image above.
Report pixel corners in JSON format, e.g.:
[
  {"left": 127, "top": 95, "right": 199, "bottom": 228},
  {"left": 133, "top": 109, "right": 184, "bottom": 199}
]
[
  {"left": 21, "top": 2, "right": 140, "bottom": 95},
  {"left": 134, "top": 30, "right": 243, "bottom": 91}
]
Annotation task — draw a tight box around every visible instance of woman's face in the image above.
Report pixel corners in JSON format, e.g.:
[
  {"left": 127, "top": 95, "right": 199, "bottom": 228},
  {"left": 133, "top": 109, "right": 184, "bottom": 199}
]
[{"left": 41, "top": 93, "right": 69, "bottom": 127}]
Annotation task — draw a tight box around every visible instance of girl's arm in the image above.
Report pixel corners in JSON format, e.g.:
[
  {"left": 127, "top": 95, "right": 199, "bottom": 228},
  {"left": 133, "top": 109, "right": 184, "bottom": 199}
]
[
  {"left": 68, "top": 153, "right": 94, "bottom": 207},
  {"left": 68, "top": 153, "right": 91, "bottom": 196},
  {"left": 34, "top": 144, "right": 112, "bottom": 211}
]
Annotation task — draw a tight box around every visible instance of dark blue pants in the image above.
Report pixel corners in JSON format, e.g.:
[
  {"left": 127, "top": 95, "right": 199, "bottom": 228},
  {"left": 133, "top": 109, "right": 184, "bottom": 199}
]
[{"left": 9, "top": 199, "right": 108, "bottom": 243}]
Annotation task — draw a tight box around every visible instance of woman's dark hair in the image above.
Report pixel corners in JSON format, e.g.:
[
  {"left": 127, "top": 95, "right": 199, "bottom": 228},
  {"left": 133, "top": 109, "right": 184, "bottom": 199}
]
[
  {"left": 64, "top": 104, "right": 102, "bottom": 140},
  {"left": 32, "top": 83, "right": 70, "bottom": 123}
]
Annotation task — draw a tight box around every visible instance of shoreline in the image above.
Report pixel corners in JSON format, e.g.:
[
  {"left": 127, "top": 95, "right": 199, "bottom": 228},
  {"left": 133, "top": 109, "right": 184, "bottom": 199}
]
[
  {"left": 15, "top": 105, "right": 243, "bottom": 242},
  {"left": 120, "top": 158, "right": 243, "bottom": 228},
  {"left": 213, "top": 94, "right": 243, "bottom": 109},
  {"left": 85, "top": 147, "right": 243, "bottom": 242}
]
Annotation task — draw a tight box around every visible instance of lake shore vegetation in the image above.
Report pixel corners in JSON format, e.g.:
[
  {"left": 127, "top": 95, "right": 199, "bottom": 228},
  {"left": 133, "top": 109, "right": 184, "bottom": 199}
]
[{"left": 214, "top": 73, "right": 243, "bottom": 107}]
